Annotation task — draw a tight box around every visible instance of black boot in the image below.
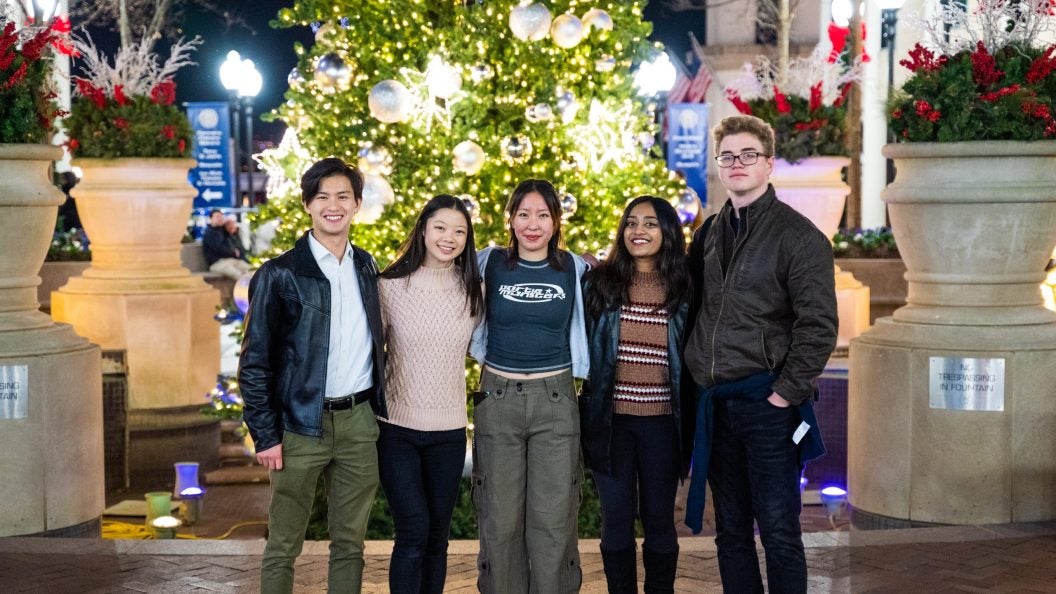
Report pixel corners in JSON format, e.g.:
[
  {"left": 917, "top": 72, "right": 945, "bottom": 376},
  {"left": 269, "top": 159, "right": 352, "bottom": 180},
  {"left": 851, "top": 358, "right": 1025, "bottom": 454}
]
[
  {"left": 601, "top": 546, "right": 638, "bottom": 594},
  {"left": 420, "top": 554, "right": 448, "bottom": 594},
  {"left": 642, "top": 546, "right": 678, "bottom": 594}
]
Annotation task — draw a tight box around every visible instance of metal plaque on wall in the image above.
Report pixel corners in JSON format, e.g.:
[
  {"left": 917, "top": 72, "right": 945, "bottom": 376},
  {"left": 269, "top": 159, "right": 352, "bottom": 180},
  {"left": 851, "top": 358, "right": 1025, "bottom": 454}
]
[
  {"left": 929, "top": 357, "right": 1005, "bottom": 411},
  {"left": 0, "top": 365, "right": 28, "bottom": 420}
]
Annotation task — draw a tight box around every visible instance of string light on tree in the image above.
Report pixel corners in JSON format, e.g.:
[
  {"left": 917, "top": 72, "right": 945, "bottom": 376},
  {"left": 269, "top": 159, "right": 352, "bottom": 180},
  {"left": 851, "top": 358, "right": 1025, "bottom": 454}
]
[{"left": 424, "top": 56, "right": 463, "bottom": 99}]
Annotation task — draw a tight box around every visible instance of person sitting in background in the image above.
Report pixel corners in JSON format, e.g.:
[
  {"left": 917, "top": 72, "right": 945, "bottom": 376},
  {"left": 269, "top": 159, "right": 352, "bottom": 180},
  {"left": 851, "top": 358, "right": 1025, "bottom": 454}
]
[
  {"left": 223, "top": 215, "right": 251, "bottom": 260},
  {"left": 202, "top": 209, "right": 251, "bottom": 279}
]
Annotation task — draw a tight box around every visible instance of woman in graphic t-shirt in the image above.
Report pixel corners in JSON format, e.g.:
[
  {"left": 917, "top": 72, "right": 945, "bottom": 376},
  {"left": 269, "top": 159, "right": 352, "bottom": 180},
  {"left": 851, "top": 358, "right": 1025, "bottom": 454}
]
[
  {"left": 377, "top": 194, "right": 483, "bottom": 594},
  {"left": 468, "top": 179, "right": 590, "bottom": 594}
]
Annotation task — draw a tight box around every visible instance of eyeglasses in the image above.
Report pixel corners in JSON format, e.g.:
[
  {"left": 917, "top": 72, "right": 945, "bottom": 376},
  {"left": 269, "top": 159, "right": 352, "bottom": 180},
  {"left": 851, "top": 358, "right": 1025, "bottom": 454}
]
[{"left": 715, "top": 151, "right": 769, "bottom": 168}]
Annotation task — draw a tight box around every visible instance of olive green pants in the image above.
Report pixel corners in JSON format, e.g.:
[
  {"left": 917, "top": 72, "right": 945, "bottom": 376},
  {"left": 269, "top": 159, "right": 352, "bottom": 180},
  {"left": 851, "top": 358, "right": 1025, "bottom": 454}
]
[
  {"left": 472, "top": 369, "right": 583, "bottom": 594},
  {"left": 260, "top": 403, "right": 379, "bottom": 594}
]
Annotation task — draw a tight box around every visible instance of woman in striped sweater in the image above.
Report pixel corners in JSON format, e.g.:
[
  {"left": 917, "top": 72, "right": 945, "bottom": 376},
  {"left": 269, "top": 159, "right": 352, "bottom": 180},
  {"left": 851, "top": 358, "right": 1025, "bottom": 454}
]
[
  {"left": 581, "top": 196, "right": 692, "bottom": 594},
  {"left": 376, "top": 194, "right": 483, "bottom": 594}
]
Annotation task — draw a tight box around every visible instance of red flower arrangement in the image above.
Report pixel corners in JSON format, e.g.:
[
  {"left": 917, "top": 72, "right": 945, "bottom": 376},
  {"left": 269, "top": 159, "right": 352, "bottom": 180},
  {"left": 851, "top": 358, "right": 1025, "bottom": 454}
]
[
  {"left": 724, "top": 40, "right": 863, "bottom": 163},
  {"left": 889, "top": 0, "right": 1056, "bottom": 142},
  {"left": 64, "top": 34, "right": 201, "bottom": 158},
  {"left": 0, "top": 16, "right": 74, "bottom": 144}
]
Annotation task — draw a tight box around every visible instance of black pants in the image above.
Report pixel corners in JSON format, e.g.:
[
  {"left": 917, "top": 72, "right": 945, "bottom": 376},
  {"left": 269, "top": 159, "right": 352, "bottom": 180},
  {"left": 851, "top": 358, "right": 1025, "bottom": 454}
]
[
  {"left": 709, "top": 398, "right": 806, "bottom": 594},
  {"left": 593, "top": 414, "right": 680, "bottom": 554},
  {"left": 377, "top": 422, "right": 466, "bottom": 594}
]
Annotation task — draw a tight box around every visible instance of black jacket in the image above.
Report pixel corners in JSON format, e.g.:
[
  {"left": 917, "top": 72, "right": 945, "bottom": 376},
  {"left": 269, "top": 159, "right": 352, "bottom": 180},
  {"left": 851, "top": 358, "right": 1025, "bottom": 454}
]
[
  {"left": 685, "top": 185, "right": 838, "bottom": 405},
  {"left": 201, "top": 225, "right": 235, "bottom": 266},
  {"left": 238, "top": 232, "right": 387, "bottom": 452},
  {"left": 580, "top": 278, "right": 692, "bottom": 479}
]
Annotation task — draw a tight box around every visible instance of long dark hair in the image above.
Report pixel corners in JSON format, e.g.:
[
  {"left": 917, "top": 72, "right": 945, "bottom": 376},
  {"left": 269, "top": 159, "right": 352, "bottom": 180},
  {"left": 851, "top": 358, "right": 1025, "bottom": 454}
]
[
  {"left": 380, "top": 194, "right": 483, "bottom": 317},
  {"left": 504, "top": 178, "right": 566, "bottom": 270},
  {"left": 585, "top": 195, "right": 690, "bottom": 317}
]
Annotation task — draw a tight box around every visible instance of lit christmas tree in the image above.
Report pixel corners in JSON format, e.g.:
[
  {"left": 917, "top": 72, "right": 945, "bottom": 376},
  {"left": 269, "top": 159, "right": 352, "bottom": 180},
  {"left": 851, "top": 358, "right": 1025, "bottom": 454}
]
[{"left": 255, "top": 0, "right": 686, "bottom": 262}]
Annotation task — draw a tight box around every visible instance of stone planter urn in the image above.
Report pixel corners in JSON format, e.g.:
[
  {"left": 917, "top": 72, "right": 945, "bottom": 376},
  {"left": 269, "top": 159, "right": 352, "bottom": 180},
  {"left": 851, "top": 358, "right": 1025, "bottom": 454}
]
[
  {"left": 849, "top": 141, "right": 1056, "bottom": 527},
  {"left": 771, "top": 156, "right": 870, "bottom": 349},
  {"left": 0, "top": 144, "right": 103, "bottom": 537},
  {"left": 62, "top": 158, "right": 202, "bottom": 286},
  {"left": 50, "top": 158, "right": 221, "bottom": 481}
]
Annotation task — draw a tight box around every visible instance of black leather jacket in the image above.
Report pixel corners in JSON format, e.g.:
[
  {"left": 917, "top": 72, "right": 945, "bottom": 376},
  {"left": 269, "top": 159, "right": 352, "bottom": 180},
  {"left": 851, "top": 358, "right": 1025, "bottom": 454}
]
[
  {"left": 238, "top": 233, "right": 387, "bottom": 452},
  {"left": 685, "top": 185, "right": 838, "bottom": 405},
  {"left": 580, "top": 279, "right": 692, "bottom": 479}
]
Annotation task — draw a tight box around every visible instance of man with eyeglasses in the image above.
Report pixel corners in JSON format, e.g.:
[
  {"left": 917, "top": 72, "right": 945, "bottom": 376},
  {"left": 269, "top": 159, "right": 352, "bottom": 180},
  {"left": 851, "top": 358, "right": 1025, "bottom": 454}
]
[{"left": 682, "top": 115, "right": 838, "bottom": 594}]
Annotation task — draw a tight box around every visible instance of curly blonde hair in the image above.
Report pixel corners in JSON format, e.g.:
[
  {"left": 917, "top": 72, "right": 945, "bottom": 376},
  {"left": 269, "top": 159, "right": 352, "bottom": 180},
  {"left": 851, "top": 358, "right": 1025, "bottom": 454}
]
[{"left": 712, "top": 115, "right": 775, "bottom": 157}]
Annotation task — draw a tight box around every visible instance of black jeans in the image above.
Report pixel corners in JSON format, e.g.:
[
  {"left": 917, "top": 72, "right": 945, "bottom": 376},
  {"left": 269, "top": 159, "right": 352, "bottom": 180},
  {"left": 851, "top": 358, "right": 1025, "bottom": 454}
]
[
  {"left": 708, "top": 398, "right": 806, "bottom": 594},
  {"left": 377, "top": 422, "right": 466, "bottom": 594},
  {"left": 593, "top": 414, "right": 680, "bottom": 554}
]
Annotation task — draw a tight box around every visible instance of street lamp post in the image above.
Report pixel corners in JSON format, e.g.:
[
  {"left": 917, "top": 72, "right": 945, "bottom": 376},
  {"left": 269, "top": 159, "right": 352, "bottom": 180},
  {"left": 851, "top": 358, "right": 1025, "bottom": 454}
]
[
  {"left": 877, "top": 0, "right": 907, "bottom": 99},
  {"left": 219, "top": 51, "right": 262, "bottom": 207}
]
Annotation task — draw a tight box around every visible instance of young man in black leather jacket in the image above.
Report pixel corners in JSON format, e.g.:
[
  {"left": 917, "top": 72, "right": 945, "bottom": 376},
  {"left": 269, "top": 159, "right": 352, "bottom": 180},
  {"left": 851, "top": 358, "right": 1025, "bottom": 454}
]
[{"left": 238, "top": 158, "right": 387, "bottom": 594}]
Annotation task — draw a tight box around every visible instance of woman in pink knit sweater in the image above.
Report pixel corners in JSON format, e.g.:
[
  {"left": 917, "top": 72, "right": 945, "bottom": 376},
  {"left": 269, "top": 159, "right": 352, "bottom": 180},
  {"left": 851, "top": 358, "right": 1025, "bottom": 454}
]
[{"left": 376, "top": 194, "right": 483, "bottom": 594}]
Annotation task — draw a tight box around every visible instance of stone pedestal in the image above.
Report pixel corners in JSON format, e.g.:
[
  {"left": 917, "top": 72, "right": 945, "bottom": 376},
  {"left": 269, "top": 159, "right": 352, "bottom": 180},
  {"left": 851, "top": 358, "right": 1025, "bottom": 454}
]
[
  {"left": 0, "top": 144, "right": 103, "bottom": 537},
  {"left": 849, "top": 141, "right": 1056, "bottom": 526},
  {"left": 50, "top": 158, "right": 220, "bottom": 480},
  {"left": 772, "top": 156, "right": 870, "bottom": 348}
]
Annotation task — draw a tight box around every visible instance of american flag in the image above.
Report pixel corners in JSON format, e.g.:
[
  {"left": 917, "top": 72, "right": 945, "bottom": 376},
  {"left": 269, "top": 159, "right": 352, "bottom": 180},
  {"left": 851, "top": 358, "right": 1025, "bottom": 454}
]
[
  {"left": 684, "top": 32, "right": 713, "bottom": 103},
  {"left": 667, "top": 73, "right": 692, "bottom": 104},
  {"left": 684, "top": 62, "right": 713, "bottom": 103}
]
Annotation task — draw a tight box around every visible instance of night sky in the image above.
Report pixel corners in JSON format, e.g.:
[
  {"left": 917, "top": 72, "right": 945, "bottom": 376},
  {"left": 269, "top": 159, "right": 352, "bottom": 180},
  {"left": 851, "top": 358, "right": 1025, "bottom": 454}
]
[{"left": 101, "top": 1, "right": 705, "bottom": 145}]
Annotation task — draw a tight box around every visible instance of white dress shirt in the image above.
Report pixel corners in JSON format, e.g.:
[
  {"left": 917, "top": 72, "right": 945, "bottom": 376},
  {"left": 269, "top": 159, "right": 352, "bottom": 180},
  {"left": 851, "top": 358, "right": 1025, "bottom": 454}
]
[{"left": 307, "top": 232, "right": 374, "bottom": 399}]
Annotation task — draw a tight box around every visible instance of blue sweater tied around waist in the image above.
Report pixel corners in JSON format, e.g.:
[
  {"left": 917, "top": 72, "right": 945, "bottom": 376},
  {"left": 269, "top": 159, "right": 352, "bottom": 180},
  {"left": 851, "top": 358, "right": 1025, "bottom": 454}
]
[{"left": 684, "top": 370, "right": 826, "bottom": 534}]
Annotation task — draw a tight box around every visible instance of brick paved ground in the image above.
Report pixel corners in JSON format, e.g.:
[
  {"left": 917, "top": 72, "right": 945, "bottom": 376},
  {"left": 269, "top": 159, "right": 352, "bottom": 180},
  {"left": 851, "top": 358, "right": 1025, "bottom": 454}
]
[{"left": 3, "top": 523, "right": 1056, "bottom": 593}]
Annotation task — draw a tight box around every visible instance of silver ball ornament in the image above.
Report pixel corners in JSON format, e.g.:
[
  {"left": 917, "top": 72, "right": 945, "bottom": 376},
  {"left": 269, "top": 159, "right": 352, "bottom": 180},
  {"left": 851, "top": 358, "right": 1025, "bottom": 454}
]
[
  {"left": 368, "top": 79, "right": 414, "bottom": 123},
  {"left": 460, "top": 194, "right": 482, "bottom": 222},
  {"left": 360, "top": 175, "right": 395, "bottom": 224},
  {"left": 555, "top": 90, "right": 581, "bottom": 122},
  {"left": 550, "top": 13, "right": 584, "bottom": 49},
  {"left": 582, "top": 8, "right": 614, "bottom": 34},
  {"left": 314, "top": 53, "right": 351, "bottom": 90},
  {"left": 452, "top": 140, "right": 486, "bottom": 175},
  {"left": 233, "top": 271, "right": 254, "bottom": 314},
  {"left": 470, "top": 64, "right": 494, "bottom": 83},
  {"left": 500, "top": 135, "right": 533, "bottom": 164},
  {"left": 560, "top": 193, "right": 578, "bottom": 220},
  {"left": 288, "top": 67, "right": 305, "bottom": 89},
  {"left": 525, "top": 103, "right": 554, "bottom": 123},
  {"left": 673, "top": 188, "right": 701, "bottom": 226},
  {"left": 357, "top": 143, "right": 393, "bottom": 176},
  {"left": 595, "top": 55, "right": 616, "bottom": 72},
  {"left": 509, "top": 3, "right": 552, "bottom": 41}
]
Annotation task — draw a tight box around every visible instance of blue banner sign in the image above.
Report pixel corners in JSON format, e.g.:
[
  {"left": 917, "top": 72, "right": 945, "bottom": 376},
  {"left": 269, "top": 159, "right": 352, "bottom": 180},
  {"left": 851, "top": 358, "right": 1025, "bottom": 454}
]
[
  {"left": 187, "top": 102, "right": 234, "bottom": 209},
  {"left": 666, "top": 103, "right": 709, "bottom": 207}
]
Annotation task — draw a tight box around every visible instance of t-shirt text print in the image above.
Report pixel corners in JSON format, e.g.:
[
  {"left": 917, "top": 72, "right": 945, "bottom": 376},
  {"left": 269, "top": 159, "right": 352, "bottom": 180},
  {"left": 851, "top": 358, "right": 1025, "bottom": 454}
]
[{"left": 497, "top": 283, "right": 566, "bottom": 303}]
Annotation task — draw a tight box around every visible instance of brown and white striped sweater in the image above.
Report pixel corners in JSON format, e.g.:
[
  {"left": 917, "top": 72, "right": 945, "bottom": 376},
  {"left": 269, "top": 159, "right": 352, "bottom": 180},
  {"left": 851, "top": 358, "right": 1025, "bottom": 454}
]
[{"left": 613, "top": 271, "right": 672, "bottom": 416}]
